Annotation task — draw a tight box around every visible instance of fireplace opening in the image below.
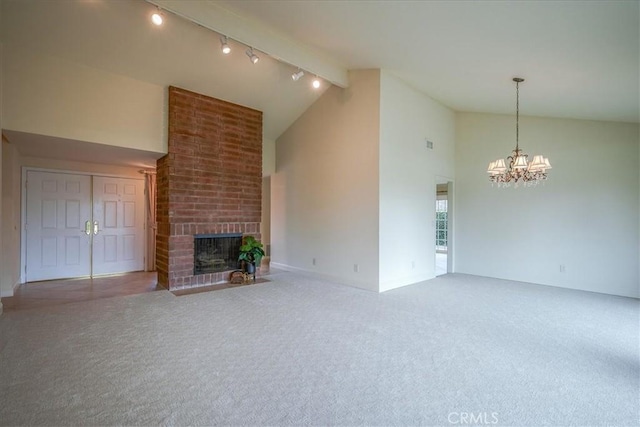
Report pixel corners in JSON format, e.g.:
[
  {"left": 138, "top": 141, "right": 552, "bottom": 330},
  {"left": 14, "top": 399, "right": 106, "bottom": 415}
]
[{"left": 194, "top": 233, "right": 242, "bottom": 275}]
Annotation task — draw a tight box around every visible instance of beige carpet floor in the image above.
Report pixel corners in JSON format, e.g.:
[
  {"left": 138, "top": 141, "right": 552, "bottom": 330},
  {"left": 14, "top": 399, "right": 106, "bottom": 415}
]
[{"left": 0, "top": 271, "right": 638, "bottom": 426}]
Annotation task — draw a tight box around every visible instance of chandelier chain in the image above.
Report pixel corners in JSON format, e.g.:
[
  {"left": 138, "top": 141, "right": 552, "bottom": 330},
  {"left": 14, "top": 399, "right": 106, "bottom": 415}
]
[{"left": 516, "top": 80, "right": 519, "bottom": 151}]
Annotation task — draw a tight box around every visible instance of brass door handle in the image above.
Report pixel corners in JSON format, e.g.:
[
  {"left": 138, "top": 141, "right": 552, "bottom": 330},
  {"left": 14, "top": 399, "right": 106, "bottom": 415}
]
[{"left": 83, "top": 220, "right": 92, "bottom": 235}]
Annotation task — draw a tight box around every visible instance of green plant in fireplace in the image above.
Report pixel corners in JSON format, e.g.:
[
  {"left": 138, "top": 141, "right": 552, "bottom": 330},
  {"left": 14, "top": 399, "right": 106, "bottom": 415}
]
[{"left": 238, "top": 236, "right": 265, "bottom": 273}]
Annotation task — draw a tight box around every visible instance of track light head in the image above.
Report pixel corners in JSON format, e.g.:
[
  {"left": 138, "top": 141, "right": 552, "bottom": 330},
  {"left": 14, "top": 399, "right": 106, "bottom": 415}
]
[
  {"left": 312, "top": 77, "right": 321, "bottom": 89},
  {"left": 220, "top": 36, "right": 231, "bottom": 54},
  {"left": 246, "top": 48, "right": 259, "bottom": 64},
  {"left": 151, "top": 7, "right": 163, "bottom": 26},
  {"left": 292, "top": 69, "right": 305, "bottom": 81}
]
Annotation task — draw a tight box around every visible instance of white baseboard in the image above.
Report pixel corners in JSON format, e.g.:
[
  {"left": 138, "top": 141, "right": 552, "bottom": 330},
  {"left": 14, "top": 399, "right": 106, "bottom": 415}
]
[
  {"left": 271, "top": 263, "right": 436, "bottom": 293},
  {"left": 379, "top": 273, "right": 434, "bottom": 292},
  {"left": 0, "top": 280, "right": 21, "bottom": 298},
  {"left": 269, "top": 262, "right": 379, "bottom": 292}
]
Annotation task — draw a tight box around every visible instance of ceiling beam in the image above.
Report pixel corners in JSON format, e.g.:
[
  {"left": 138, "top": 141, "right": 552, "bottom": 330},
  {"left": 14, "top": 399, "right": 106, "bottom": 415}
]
[{"left": 147, "top": 0, "right": 350, "bottom": 88}]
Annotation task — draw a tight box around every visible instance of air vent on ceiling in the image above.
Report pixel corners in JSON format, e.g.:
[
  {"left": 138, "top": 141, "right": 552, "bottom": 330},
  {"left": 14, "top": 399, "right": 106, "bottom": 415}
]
[{"left": 425, "top": 139, "right": 434, "bottom": 150}]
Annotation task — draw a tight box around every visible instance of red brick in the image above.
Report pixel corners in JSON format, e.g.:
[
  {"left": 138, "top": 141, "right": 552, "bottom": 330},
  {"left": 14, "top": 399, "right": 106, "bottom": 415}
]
[{"left": 157, "top": 86, "right": 262, "bottom": 290}]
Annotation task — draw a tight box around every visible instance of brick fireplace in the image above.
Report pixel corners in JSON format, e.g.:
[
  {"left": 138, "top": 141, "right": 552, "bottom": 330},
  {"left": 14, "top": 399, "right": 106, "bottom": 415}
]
[{"left": 156, "top": 86, "right": 262, "bottom": 290}]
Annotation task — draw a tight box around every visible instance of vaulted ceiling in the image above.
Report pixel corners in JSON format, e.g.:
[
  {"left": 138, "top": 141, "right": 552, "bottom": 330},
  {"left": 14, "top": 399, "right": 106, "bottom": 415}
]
[
  {"left": 217, "top": 0, "right": 640, "bottom": 124},
  {"left": 1, "top": 0, "right": 329, "bottom": 142},
  {"left": 2, "top": 0, "right": 638, "bottom": 151}
]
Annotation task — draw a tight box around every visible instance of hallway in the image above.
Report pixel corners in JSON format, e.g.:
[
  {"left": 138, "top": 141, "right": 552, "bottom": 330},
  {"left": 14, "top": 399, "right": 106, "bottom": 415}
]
[{"left": 1, "top": 272, "right": 161, "bottom": 312}]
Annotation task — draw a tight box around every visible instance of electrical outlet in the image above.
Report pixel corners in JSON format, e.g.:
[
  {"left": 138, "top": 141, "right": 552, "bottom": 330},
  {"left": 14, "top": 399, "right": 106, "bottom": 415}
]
[
  {"left": 354, "top": 264, "right": 359, "bottom": 273},
  {"left": 412, "top": 260, "right": 415, "bottom": 269},
  {"left": 559, "top": 264, "right": 566, "bottom": 273},
  {"left": 312, "top": 258, "right": 316, "bottom": 266}
]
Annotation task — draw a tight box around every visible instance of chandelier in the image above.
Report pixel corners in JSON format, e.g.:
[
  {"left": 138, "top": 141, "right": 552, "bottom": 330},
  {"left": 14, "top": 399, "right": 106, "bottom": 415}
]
[{"left": 487, "top": 78, "right": 551, "bottom": 187}]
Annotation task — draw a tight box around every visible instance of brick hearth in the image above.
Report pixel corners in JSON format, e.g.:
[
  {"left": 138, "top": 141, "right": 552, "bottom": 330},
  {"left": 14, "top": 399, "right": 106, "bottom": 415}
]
[{"left": 156, "top": 86, "right": 262, "bottom": 290}]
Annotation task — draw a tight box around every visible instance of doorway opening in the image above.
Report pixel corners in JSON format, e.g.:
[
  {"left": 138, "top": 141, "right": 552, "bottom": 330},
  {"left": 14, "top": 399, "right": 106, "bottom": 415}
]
[{"left": 435, "top": 180, "right": 453, "bottom": 276}]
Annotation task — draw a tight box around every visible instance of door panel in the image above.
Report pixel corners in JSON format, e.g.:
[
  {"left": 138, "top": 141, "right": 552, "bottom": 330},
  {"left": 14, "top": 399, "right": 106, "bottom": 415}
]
[
  {"left": 92, "top": 176, "right": 145, "bottom": 275},
  {"left": 26, "top": 171, "right": 92, "bottom": 281}
]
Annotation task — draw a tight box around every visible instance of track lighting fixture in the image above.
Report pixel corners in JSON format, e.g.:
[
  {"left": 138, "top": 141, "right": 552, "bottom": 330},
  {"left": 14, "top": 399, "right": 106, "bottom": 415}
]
[
  {"left": 291, "top": 69, "right": 305, "bottom": 81},
  {"left": 220, "top": 36, "right": 231, "bottom": 54},
  {"left": 146, "top": 12, "right": 326, "bottom": 91},
  {"left": 151, "top": 8, "right": 163, "bottom": 26},
  {"left": 246, "top": 48, "right": 259, "bottom": 64}
]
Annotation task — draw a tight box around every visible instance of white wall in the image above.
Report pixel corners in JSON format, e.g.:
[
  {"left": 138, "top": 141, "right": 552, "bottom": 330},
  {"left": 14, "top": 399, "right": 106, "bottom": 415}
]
[
  {"left": 378, "top": 71, "right": 456, "bottom": 291},
  {"left": 2, "top": 46, "right": 166, "bottom": 153},
  {"left": 262, "top": 137, "right": 276, "bottom": 177},
  {"left": 261, "top": 138, "right": 275, "bottom": 254},
  {"left": 1, "top": 141, "right": 20, "bottom": 297},
  {"left": 272, "top": 70, "right": 381, "bottom": 291},
  {"left": 261, "top": 177, "right": 271, "bottom": 253},
  {"left": 455, "top": 113, "right": 639, "bottom": 298},
  {"left": 0, "top": 28, "right": 4, "bottom": 310}
]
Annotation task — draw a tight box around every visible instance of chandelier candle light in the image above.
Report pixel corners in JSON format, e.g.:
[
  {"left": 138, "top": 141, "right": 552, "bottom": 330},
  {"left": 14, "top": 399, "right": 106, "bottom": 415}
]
[{"left": 487, "top": 78, "right": 551, "bottom": 187}]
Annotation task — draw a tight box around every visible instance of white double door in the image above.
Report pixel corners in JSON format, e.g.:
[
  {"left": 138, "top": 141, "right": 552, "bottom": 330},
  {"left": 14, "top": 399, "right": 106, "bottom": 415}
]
[{"left": 25, "top": 171, "right": 145, "bottom": 282}]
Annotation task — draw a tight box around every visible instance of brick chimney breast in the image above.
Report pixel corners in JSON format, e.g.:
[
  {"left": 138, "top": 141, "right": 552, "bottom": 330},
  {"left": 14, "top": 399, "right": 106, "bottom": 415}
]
[{"left": 156, "top": 87, "right": 262, "bottom": 290}]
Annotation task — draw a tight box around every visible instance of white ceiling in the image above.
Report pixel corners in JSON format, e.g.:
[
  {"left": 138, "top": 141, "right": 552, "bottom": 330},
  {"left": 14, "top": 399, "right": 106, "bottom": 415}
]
[
  {"left": 3, "top": 130, "right": 164, "bottom": 169},
  {"left": 1, "top": 0, "right": 638, "bottom": 167},
  {"left": 216, "top": 0, "right": 639, "bottom": 124}
]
